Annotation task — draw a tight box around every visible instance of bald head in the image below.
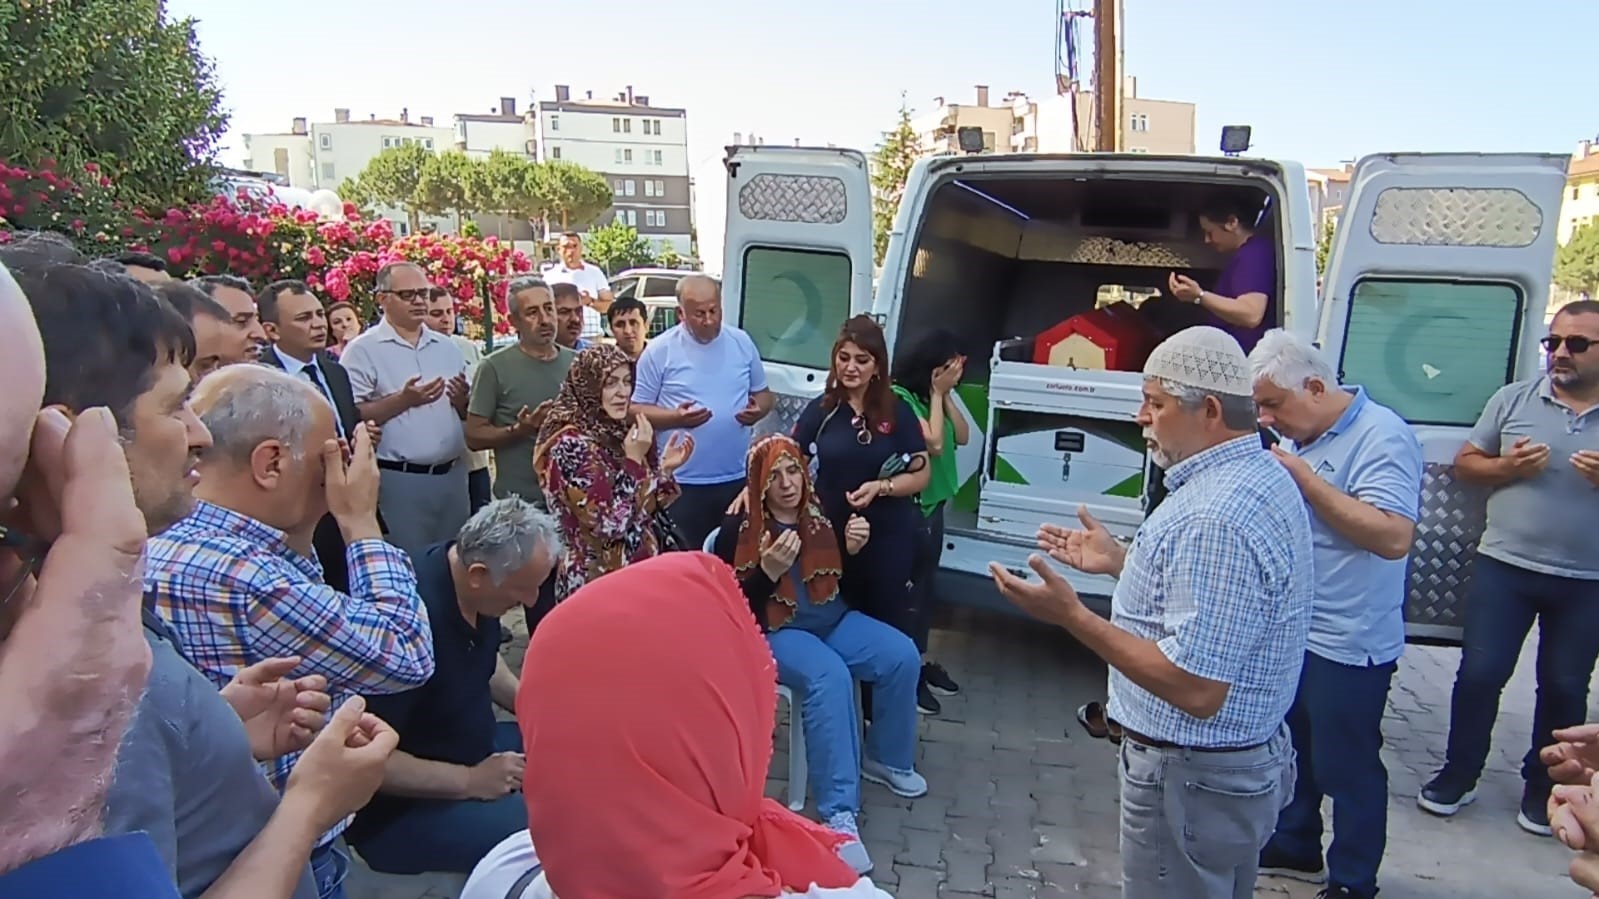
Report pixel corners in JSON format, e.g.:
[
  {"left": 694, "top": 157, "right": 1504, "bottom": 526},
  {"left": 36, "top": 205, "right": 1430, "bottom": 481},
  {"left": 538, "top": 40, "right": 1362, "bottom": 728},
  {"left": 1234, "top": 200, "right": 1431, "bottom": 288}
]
[
  {"left": 190, "top": 364, "right": 331, "bottom": 468},
  {"left": 676, "top": 274, "right": 723, "bottom": 343},
  {"left": 0, "top": 264, "right": 46, "bottom": 499}
]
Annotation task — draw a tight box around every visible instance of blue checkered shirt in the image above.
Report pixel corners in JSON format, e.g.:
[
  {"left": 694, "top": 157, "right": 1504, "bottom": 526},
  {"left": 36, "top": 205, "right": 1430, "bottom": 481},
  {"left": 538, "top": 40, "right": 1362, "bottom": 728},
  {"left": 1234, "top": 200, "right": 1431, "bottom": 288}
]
[
  {"left": 145, "top": 501, "right": 434, "bottom": 844},
  {"left": 1105, "top": 434, "right": 1314, "bottom": 748}
]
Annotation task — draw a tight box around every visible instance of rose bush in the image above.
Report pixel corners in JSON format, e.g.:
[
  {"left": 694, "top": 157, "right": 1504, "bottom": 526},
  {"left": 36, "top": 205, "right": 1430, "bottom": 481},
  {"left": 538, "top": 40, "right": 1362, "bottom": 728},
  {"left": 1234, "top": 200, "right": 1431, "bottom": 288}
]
[{"left": 0, "top": 160, "right": 528, "bottom": 337}]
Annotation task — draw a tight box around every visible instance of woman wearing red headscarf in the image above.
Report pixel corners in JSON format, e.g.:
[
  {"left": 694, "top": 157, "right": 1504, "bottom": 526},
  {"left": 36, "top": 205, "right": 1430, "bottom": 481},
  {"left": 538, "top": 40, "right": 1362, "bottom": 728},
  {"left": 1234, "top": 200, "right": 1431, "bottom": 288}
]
[
  {"left": 459, "top": 553, "right": 893, "bottom": 899},
  {"left": 711, "top": 434, "right": 923, "bottom": 876}
]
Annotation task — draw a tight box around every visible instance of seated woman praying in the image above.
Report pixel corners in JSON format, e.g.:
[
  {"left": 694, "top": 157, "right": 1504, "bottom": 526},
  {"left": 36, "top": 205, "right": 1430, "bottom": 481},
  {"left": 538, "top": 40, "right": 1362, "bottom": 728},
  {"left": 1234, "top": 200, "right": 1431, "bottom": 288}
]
[
  {"left": 712, "top": 434, "right": 925, "bottom": 876},
  {"left": 458, "top": 552, "right": 894, "bottom": 899}
]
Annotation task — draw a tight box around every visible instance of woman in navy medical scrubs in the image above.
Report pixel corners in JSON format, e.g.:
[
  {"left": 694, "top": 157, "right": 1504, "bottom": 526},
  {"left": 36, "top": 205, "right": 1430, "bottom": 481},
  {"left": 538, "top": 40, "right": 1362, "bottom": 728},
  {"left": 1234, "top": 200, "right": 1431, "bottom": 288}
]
[{"left": 793, "top": 316, "right": 932, "bottom": 653}]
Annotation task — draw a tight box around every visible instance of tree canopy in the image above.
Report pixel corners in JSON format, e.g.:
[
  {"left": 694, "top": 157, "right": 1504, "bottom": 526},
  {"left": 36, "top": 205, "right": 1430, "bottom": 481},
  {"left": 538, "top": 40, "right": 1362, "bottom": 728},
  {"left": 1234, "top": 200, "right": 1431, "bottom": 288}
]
[
  {"left": 1555, "top": 223, "right": 1599, "bottom": 297},
  {"left": 870, "top": 98, "right": 920, "bottom": 266},
  {"left": 0, "top": 0, "right": 229, "bottom": 207},
  {"left": 584, "top": 220, "right": 659, "bottom": 273}
]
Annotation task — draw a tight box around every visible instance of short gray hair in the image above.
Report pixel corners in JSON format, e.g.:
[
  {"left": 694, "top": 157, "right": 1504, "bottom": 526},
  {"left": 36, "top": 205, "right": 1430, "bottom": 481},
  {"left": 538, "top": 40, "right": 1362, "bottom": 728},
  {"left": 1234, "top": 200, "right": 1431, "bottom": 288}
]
[
  {"left": 374, "top": 261, "right": 426, "bottom": 292},
  {"left": 194, "top": 365, "right": 329, "bottom": 465},
  {"left": 456, "top": 497, "right": 564, "bottom": 585},
  {"left": 1155, "top": 378, "right": 1259, "bottom": 431},
  {"left": 504, "top": 275, "right": 550, "bottom": 312},
  {"left": 1248, "top": 328, "right": 1339, "bottom": 393}
]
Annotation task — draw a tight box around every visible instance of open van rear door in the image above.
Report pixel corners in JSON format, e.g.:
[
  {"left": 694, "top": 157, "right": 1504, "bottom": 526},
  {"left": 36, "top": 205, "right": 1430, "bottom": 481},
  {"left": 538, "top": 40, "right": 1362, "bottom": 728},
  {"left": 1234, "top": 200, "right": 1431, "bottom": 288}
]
[
  {"left": 1318, "top": 152, "right": 1569, "bottom": 643},
  {"left": 722, "top": 146, "right": 876, "bottom": 437}
]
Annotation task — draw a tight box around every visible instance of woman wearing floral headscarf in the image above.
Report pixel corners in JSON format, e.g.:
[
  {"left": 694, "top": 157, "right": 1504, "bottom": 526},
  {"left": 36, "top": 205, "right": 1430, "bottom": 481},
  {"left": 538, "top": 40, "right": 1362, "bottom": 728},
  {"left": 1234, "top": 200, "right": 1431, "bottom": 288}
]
[
  {"left": 711, "top": 434, "right": 924, "bottom": 877},
  {"left": 533, "top": 344, "right": 693, "bottom": 600}
]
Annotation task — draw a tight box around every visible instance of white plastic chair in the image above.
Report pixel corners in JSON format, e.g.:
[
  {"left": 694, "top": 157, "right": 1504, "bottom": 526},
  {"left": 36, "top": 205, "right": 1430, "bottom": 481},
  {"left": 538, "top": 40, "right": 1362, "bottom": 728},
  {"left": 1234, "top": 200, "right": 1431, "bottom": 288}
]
[{"left": 705, "top": 526, "right": 809, "bottom": 811}]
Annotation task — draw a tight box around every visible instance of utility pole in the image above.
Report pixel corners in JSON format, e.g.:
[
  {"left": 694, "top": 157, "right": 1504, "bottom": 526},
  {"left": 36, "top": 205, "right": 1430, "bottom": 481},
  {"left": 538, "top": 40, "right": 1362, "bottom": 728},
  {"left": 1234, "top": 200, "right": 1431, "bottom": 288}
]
[{"left": 1093, "top": 0, "right": 1120, "bottom": 152}]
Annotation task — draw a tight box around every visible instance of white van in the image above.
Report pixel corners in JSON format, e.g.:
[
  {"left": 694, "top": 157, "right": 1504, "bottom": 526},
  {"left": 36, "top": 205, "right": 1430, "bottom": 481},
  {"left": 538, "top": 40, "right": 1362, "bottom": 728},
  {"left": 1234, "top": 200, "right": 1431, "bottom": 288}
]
[{"left": 720, "top": 146, "right": 1569, "bottom": 643}]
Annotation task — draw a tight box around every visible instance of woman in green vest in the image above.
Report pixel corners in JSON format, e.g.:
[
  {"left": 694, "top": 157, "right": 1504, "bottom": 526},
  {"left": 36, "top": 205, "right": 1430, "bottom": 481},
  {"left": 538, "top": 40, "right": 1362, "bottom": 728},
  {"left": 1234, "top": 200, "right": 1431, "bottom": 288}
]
[{"left": 891, "top": 330, "right": 970, "bottom": 715}]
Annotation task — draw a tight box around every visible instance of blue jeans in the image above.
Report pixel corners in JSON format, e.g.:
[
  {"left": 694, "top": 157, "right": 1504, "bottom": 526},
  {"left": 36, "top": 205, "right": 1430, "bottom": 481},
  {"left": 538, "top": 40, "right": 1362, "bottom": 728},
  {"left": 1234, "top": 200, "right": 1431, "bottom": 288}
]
[
  {"left": 309, "top": 843, "right": 348, "bottom": 899},
  {"left": 768, "top": 610, "right": 921, "bottom": 818},
  {"left": 351, "top": 722, "right": 527, "bottom": 875},
  {"left": 1267, "top": 651, "right": 1395, "bottom": 896},
  {"left": 1440, "top": 556, "right": 1599, "bottom": 797}
]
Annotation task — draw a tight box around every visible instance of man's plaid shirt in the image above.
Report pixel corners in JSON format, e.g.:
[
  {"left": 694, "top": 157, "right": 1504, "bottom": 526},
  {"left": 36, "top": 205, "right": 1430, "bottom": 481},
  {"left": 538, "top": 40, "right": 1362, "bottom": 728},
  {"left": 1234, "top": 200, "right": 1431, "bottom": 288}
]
[
  {"left": 146, "top": 500, "right": 434, "bottom": 844},
  {"left": 1106, "top": 434, "right": 1314, "bottom": 748}
]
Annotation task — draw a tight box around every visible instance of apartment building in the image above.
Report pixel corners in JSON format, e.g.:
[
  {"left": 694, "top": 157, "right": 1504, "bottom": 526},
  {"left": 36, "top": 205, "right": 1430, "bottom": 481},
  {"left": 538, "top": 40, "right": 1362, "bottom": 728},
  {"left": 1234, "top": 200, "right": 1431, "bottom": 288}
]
[
  {"left": 535, "top": 85, "right": 693, "bottom": 256},
  {"left": 1559, "top": 139, "right": 1599, "bottom": 245},
  {"left": 1009, "top": 78, "right": 1195, "bottom": 155},
  {"left": 911, "top": 86, "right": 1018, "bottom": 155},
  {"left": 241, "top": 109, "right": 454, "bottom": 234}
]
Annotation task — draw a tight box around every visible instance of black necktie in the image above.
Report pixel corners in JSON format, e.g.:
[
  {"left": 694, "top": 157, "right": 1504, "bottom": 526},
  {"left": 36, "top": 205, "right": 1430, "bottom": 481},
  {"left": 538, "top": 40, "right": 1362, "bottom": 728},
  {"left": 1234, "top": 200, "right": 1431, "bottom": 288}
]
[{"left": 302, "top": 362, "right": 345, "bottom": 437}]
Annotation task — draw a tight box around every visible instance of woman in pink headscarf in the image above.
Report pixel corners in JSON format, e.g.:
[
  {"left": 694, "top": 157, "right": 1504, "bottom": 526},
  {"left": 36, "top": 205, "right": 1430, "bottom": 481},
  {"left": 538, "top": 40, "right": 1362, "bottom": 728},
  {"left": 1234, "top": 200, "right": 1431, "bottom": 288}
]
[{"left": 459, "top": 552, "right": 893, "bottom": 899}]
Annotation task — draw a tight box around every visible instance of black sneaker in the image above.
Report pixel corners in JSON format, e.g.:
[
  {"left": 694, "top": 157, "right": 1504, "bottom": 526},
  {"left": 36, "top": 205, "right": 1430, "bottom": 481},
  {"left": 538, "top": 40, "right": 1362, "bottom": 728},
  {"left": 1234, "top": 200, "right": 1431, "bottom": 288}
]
[
  {"left": 922, "top": 662, "right": 960, "bottom": 696},
  {"left": 916, "top": 680, "right": 941, "bottom": 715},
  {"left": 1258, "top": 843, "right": 1326, "bottom": 884},
  {"left": 1518, "top": 788, "right": 1553, "bottom": 837},
  {"left": 1417, "top": 773, "right": 1477, "bottom": 817}
]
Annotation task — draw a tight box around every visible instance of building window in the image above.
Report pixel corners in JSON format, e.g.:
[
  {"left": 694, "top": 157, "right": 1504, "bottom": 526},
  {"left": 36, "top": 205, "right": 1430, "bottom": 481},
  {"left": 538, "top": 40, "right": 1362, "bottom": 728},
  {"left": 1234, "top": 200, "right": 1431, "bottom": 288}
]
[
  {"left": 1130, "top": 113, "right": 1150, "bottom": 132},
  {"left": 655, "top": 179, "right": 666, "bottom": 195},
  {"left": 623, "top": 118, "right": 632, "bottom": 134},
  {"left": 626, "top": 209, "right": 637, "bottom": 227},
  {"left": 382, "top": 136, "right": 394, "bottom": 149},
  {"left": 623, "top": 180, "right": 636, "bottom": 196},
  {"left": 1337, "top": 278, "right": 1523, "bottom": 426},
  {"left": 650, "top": 149, "right": 662, "bottom": 165},
  {"left": 318, "top": 133, "right": 332, "bottom": 150},
  {"left": 644, "top": 180, "right": 657, "bottom": 197},
  {"left": 422, "top": 138, "right": 434, "bottom": 150},
  {"left": 550, "top": 115, "right": 559, "bottom": 131},
  {"left": 320, "top": 162, "right": 335, "bottom": 182},
  {"left": 612, "top": 117, "right": 622, "bottom": 133},
  {"left": 615, "top": 149, "right": 624, "bottom": 164},
  {"left": 740, "top": 246, "right": 852, "bottom": 370},
  {"left": 624, "top": 148, "right": 634, "bottom": 163},
  {"left": 402, "top": 137, "right": 414, "bottom": 146},
  {"left": 551, "top": 146, "right": 561, "bottom": 159},
  {"left": 614, "top": 179, "right": 625, "bottom": 192}
]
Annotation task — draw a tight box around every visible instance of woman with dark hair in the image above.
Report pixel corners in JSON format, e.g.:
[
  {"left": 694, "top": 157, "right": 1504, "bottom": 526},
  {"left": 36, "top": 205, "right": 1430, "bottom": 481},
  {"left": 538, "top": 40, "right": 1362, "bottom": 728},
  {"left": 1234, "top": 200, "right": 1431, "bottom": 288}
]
[
  {"left": 792, "top": 316, "right": 931, "bottom": 730},
  {"left": 889, "top": 329, "right": 970, "bottom": 715},
  {"left": 325, "top": 301, "right": 363, "bottom": 359},
  {"left": 1167, "top": 189, "right": 1277, "bottom": 353}
]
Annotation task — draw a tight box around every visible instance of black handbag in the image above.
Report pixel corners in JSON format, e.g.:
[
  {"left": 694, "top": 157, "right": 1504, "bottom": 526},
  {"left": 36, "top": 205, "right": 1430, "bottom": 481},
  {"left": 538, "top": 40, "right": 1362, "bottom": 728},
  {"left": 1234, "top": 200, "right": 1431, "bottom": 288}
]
[{"left": 653, "top": 506, "right": 690, "bottom": 552}]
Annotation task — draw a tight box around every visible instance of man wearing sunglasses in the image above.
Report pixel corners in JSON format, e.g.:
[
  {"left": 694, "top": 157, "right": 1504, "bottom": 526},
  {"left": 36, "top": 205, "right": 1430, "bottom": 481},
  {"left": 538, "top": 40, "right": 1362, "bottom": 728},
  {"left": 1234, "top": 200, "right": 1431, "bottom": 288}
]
[{"left": 1420, "top": 300, "right": 1599, "bottom": 839}]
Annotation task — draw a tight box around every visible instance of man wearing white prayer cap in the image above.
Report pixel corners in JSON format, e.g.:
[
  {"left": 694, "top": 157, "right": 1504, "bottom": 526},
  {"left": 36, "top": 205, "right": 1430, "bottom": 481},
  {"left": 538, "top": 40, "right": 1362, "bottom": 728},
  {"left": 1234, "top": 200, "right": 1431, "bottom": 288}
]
[{"left": 990, "top": 326, "right": 1315, "bottom": 899}]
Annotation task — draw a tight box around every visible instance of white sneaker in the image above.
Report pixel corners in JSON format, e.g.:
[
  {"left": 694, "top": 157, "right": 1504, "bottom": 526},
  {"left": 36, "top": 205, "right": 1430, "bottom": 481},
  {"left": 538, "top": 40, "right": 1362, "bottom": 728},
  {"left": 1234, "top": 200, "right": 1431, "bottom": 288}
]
[
  {"left": 861, "top": 758, "right": 929, "bottom": 799},
  {"left": 825, "top": 811, "right": 873, "bottom": 875}
]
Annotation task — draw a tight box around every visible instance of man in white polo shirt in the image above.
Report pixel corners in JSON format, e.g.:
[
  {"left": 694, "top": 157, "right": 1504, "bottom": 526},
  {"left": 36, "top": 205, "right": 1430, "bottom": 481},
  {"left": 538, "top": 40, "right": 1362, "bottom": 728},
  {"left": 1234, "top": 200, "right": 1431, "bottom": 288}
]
[
  {"left": 543, "top": 232, "right": 609, "bottom": 343},
  {"left": 341, "top": 262, "right": 472, "bottom": 557},
  {"left": 631, "top": 274, "right": 773, "bottom": 547}
]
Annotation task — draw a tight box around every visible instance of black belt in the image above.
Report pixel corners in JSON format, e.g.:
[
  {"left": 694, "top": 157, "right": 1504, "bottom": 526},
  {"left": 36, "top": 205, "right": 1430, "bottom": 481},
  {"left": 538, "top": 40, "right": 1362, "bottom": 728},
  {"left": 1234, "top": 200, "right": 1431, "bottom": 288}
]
[
  {"left": 376, "top": 459, "right": 455, "bottom": 476},
  {"left": 1123, "top": 727, "right": 1265, "bottom": 754}
]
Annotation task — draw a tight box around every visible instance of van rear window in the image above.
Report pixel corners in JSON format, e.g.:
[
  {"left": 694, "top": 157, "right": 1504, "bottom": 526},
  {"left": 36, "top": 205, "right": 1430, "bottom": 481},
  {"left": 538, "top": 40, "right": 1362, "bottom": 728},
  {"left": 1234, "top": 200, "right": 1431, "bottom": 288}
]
[
  {"left": 739, "top": 246, "right": 852, "bottom": 370},
  {"left": 1337, "top": 278, "right": 1523, "bottom": 427}
]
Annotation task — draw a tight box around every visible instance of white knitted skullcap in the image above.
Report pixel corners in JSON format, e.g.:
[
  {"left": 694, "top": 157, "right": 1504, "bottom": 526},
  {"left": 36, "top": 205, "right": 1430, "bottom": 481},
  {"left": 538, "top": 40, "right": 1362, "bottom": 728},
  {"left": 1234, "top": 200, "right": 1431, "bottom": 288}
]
[{"left": 1143, "top": 326, "right": 1252, "bottom": 397}]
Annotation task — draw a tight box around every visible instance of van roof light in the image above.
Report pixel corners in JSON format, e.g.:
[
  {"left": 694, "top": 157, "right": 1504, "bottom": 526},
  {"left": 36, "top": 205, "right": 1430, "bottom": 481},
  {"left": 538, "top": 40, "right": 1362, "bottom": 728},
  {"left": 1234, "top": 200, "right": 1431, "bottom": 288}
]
[{"left": 1220, "top": 126, "right": 1252, "bottom": 156}]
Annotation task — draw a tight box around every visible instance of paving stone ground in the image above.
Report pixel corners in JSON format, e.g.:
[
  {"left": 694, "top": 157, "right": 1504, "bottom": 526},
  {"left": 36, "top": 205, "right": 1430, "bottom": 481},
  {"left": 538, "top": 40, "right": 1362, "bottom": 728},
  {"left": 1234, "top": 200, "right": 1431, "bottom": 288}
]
[{"left": 347, "top": 596, "right": 1585, "bottom": 899}]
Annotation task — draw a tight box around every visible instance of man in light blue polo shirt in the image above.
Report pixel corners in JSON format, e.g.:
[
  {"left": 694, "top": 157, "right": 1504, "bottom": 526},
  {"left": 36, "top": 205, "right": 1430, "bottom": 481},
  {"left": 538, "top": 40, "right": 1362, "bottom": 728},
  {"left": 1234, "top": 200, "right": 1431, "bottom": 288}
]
[
  {"left": 1248, "top": 329, "right": 1422, "bottom": 899},
  {"left": 630, "top": 274, "right": 772, "bottom": 547}
]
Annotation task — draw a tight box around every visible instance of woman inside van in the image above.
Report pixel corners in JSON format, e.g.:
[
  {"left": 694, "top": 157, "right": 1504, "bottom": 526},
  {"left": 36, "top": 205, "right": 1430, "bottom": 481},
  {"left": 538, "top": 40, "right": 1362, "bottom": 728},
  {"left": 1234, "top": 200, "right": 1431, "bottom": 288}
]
[
  {"left": 1167, "top": 189, "right": 1276, "bottom": 353},
  {"left": 889, "top": 329, "right": 969, "bottom": 716},
  {"left": 792, "top": 316, "right": 932, "bottom": 715},
  {"left": 712, "top": 434, "right": 924, "bottom": 875}
]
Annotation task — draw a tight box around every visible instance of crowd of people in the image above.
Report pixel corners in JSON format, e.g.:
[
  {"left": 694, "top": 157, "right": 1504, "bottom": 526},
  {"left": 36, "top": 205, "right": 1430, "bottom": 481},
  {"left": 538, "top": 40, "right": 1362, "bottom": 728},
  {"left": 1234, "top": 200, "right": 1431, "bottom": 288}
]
[{"left": 1, "top": 222, "right": 1599, "bottom": 899}]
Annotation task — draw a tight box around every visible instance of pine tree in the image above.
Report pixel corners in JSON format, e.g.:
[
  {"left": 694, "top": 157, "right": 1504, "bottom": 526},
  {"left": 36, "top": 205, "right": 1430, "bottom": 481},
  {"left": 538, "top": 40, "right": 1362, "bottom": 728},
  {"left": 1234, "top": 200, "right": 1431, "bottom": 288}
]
[{"left": 871, "top": 98, "right": 921, "bottom": 267}]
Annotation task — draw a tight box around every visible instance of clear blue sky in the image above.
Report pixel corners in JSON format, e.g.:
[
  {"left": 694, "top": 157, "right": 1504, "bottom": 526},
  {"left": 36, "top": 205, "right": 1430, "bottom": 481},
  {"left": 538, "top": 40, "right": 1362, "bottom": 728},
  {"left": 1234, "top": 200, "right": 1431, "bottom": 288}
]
[{"left": 168, "top": 0, "right": 1596, "bottom": 264}]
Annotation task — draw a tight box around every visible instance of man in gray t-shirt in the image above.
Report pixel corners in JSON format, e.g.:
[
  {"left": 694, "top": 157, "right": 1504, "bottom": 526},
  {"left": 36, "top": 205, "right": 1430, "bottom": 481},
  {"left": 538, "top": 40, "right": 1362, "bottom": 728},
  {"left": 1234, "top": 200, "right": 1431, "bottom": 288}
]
[
  {"left": 1419, "top": 300, "right": 1599, "bottom": 839},
  {"left": 465, "top": 279, "right": 575, "bottom": 505}
]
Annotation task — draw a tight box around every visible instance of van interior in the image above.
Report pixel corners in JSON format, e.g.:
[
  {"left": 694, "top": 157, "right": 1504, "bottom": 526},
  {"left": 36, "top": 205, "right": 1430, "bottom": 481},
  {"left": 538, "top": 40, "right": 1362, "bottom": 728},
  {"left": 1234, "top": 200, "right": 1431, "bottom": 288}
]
[{"left": 887, "top": 173, "right": 1282, "bottom": 532}]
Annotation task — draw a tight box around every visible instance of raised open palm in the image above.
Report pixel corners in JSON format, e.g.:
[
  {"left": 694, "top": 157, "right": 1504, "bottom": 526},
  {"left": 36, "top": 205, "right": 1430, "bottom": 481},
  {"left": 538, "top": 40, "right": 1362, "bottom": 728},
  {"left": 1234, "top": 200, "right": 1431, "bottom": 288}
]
[{"left": 1037, "top": 506, "right": 1124, "bottom": 576}]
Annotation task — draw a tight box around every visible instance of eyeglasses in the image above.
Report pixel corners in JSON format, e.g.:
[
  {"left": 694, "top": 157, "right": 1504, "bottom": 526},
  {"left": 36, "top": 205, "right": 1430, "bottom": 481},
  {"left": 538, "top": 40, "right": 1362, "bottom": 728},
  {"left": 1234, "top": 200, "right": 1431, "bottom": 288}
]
[
  {"left": 0, "top": 524, "right": 48, "bottom": 612},
  {"left": 382, "top": 288, "right": 433, "bottom": 302},
  {"left": 1542, "top": 335, "right": 1595, "bottom": 354},
  {"left": 849, "top": 414, "right": 873, "bottom": 446}
]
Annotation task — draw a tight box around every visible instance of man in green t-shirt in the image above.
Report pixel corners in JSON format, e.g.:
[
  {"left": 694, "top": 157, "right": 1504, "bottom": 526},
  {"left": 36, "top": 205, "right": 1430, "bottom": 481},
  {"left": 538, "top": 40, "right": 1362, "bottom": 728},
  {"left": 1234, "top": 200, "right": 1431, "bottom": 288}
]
[{"left": 465, "top": 277, "right": 574, "bottom": 506}]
